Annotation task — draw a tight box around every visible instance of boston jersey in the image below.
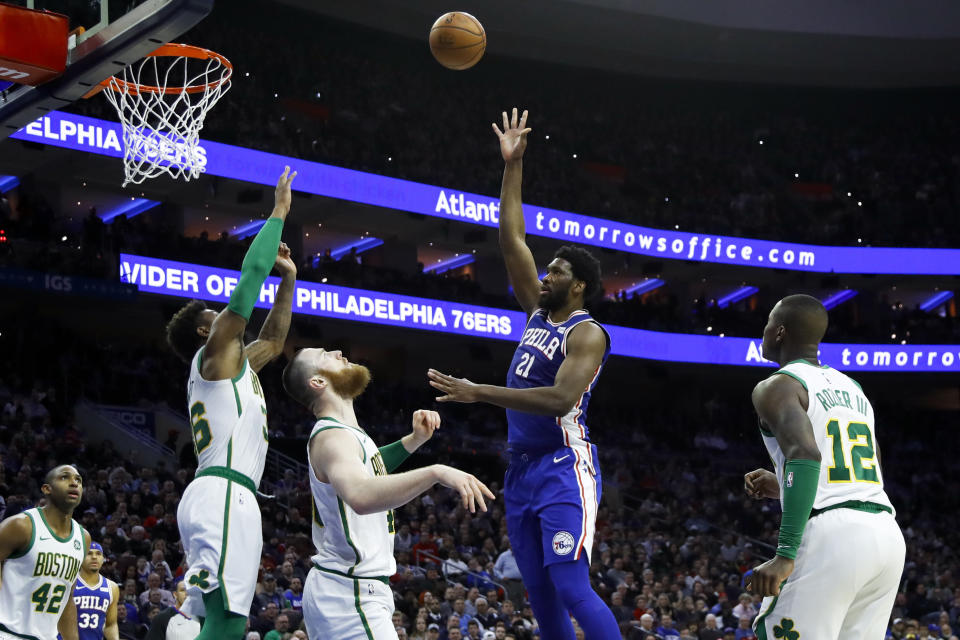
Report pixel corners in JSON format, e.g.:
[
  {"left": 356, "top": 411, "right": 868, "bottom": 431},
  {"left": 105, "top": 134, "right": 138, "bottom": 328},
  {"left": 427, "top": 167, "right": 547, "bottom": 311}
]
[
  {"left": 307, "top": 417, "right": 396, "bottom": 578},
  {"left": 0, "top": 508, "right": 85, "bottom": 640},
  {"left": 187, "top": 347, "right": 269, "bottom": 487},
  {"left": 73, "top": 575, "right": 113, "bottom": 640},
  {"left": 505, "top": 309, "right": 610, "bottom": 454},
  {"left": 761, "top": 361, "right": 894, "bottom": 513}
]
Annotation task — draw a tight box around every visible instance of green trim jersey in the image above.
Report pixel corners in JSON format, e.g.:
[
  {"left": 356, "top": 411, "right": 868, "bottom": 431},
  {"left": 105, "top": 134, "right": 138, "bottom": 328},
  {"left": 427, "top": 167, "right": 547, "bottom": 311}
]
[
  {"left": 0, "top": 508, "right": 85, "bottom": 640},
  {"left": 761, "top": 361, "right": 894, "bottom": 513},
  {"left": 187, "top": 347, "right": 269, "bottom": 487},
  {"left": 307, "top": 417, "right": 396, "bottom": 578}
]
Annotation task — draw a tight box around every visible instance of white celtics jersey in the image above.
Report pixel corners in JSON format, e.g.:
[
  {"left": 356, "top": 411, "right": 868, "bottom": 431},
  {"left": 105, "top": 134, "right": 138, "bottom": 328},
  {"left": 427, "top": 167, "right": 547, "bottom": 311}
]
[
  {"left": 761, "top": 361, "right": 894, "bottom": 513},
  {"left": 0, "top": 508, "right": 85, "bottom": 640},
  {"left": 187, "top": 347, "right": 269, "bottom": 488},
  {"left": 308, "top": 417, "right": 396, "bottom": 578}
]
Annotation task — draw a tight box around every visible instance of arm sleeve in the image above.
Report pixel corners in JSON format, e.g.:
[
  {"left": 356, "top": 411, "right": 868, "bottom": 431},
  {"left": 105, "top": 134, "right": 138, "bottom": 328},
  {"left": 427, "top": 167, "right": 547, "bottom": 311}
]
[
  {"left": 226, "top": 217, "right": 284, "bottom": 320},
  {"left": 775, "top": 458, "right": 821, "bottom": 559},
  {"left": 378, "top": 439, "right": 412, "bottom": 473}
]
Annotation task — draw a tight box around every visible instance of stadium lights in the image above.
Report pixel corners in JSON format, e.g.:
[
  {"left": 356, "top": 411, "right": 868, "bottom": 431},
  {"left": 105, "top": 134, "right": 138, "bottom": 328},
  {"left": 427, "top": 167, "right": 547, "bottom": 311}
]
[
  {"left": 0, "top": 175, "right": 19, "bottom": 193},
  {"left": 919, "top": 291, "right": 954, "bottom": 312},
  {"left": 423, "top": 254, "right": 475, "bottom": 274},
  {"left": 231, "top": 220, "right": 266, "bottom": 240},
  {"left": 716, "top": 286, "right": 759, "bottom": 309},
  {"left": 822, "top": 290, "right": 858, "bottom": 310},
  {"left": 622, "top": 278, "right": 665, "bottom": 297},
  {"left": 99, "top": 198, "right": 160, "bottom": 223},
  {"left": 330, "top": 237, "right": 384, "bottom": 261}
]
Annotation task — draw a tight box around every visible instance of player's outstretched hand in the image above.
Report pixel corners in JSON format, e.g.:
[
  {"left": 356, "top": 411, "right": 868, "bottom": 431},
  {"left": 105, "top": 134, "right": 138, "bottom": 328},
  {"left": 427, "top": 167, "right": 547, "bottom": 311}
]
[
  {"left": 744, "top": 468, "right": 779, "bottom": 500},
  {"left": 492, "top": 107, "right": 532, "bottom": 163},
  {"left": 274, "top": 242, "right": 297, "bottom": 277},
  {"left": 411, "top": 409, "right": 441, "bottom": 445},
  {"left": 747, "top": 555, "right": 794, "bottom": 597},
  {"left": 274, "top": 166, "right": 298, "bottom": 215},
  {"left": 433, "top": 465, "right": 495, "bottom": 514},
  {"left": 428, "top": 369, "right": 481, "bottom": 403}
]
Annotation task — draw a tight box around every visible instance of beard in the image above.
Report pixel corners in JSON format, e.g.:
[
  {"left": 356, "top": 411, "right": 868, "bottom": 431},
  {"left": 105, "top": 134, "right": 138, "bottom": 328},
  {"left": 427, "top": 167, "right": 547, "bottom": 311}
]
[
  {"left": 326, "top": 363, "right": 372, "bottom": 400},
  {"left": 538, "top": 287, "right": 569, "bottom": 311}
]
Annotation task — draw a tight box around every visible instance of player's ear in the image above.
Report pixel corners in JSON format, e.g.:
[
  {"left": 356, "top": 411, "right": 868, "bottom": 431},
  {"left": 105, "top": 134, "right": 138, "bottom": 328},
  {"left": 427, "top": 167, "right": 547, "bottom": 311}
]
[{"left": 308, "top": 376, "right": 327, "bottom": 392}]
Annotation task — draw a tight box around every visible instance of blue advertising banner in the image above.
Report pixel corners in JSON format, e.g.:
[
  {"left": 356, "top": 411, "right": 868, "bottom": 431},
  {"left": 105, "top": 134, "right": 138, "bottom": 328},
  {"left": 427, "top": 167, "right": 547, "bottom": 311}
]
[
  {"left": 11, "top": 111, "right": 960, "bottom": 275},
  {"left": 0, "top": 266, "right": 138, "bottom": 299},
  {"left": 119, "top": 253, "right": 960, "bottom": 373}
]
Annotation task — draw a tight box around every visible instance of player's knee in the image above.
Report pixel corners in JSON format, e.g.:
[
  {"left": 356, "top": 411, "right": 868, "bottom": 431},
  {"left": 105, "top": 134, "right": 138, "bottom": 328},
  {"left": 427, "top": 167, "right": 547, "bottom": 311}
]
[{"left": 547, "top": 561, "right": 593, "bottom": 608}]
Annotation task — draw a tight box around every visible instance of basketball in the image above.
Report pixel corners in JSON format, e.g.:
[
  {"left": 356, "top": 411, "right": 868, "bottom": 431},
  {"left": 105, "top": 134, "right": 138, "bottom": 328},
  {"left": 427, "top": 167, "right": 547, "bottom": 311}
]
[{"left": 429, "top": 11, "right": 486, "bottom": 70}]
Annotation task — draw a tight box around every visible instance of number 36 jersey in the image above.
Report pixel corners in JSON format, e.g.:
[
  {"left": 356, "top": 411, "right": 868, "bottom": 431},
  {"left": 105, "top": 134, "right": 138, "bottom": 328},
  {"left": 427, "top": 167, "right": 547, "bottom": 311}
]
[
  {"left": 762, "top": 361, "right": 894, "bottom": 513},
  {"left": 187, "top": 347, "right": 269, "bottom": 488}
]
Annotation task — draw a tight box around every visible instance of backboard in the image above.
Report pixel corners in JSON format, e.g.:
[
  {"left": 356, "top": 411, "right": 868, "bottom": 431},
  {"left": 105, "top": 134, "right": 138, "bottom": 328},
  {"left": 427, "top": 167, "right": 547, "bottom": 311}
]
[{"left": 0, "top": 0, "right": 214, "bottom": 140}]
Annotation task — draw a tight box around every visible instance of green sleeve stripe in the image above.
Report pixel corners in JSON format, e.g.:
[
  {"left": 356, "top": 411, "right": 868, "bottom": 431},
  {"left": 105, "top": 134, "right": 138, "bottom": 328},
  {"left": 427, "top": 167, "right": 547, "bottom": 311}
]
[
  {"left": 38, "top": 506, "right": 73, "bottom": 543},
  {"left": 850, "top": 378, "right": 863, "bottom": 392},
  {"left": 310, "top": 425, "right": 367, "bottom": 463},
  {"left": 773, "top": 369, "right": 808, "bottom": 391},
  {"left": 338, "top": 498, "right": 362, "bottom": 576},
  {"left": 7, "top": 512, "right": 36, "bottom": 560}
]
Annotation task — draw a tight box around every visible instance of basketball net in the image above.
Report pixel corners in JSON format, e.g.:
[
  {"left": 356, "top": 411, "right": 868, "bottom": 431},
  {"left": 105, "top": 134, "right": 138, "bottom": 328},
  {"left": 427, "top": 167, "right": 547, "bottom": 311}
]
[{"left": 100, "top": 44, "right": 232, "bottom": 186}]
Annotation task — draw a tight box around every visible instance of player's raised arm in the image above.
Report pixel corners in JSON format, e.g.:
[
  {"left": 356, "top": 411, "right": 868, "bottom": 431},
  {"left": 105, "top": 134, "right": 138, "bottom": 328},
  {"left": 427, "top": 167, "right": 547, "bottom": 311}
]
[
  {"left": 428, "top": 321, "right": 607, "bottom": 415},
  {"left": 493, "top": 108, "right": 541, "bottom": 315},
  {"left": 311, "top": 428, "right": 494, "bottom": 515},
  {"left": 376, "top": 410, "right": 441, "bottom": 473},
  {"left": 748, "top": 374, "right": 821, "bottom": 596},
  {"left": 246, "top": 241, "right": 297, "bottom": 373},
  {"left": 203, "top": 167, "right": 297, "bottom": 380}
]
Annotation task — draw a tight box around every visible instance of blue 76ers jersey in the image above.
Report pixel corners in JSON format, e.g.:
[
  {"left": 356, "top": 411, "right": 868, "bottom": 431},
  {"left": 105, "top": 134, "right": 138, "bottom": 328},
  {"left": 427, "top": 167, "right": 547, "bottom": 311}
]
[
  {"left": 73, "top": 575, "right": 112, "bottom": 640},
  {"left": 506, "top": 309, "right": 610, "bottom": 454}
]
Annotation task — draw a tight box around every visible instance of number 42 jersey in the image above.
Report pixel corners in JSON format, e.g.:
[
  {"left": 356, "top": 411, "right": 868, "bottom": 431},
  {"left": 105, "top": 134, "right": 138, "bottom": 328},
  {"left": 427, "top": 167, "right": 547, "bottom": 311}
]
[{"left": 762, "top": 361, "right": 894, "bottom": 513}]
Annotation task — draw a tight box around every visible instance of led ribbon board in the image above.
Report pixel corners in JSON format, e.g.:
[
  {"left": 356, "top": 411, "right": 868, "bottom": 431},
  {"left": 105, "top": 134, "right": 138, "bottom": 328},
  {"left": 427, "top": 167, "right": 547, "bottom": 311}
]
[
  {"left": 12, "top": 111, "right": 960, "bottom": 275},
  {"left": 120, "top": 254, "right": 960, "bottom": 372}
]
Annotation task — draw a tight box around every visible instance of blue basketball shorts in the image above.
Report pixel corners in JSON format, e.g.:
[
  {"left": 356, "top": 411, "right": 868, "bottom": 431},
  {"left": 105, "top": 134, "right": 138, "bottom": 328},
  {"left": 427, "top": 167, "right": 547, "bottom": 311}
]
[{"left": 504, "top": 442, "right": 601, "bottom": 572}]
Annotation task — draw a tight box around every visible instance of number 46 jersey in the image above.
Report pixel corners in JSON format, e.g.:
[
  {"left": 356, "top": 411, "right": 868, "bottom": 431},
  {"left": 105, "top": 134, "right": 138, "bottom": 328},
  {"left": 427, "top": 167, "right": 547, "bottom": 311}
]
[
  {"left": 187, "top": 346, "right": 269, "bottom": 488},
  {"left": 762, "top": 361, "right": 894, "bottom": 513}
]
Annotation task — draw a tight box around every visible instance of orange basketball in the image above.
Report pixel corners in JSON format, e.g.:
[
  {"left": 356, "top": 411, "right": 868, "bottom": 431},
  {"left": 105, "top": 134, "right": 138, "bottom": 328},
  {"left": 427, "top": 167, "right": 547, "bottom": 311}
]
[{"left": 429, "top": 12, "right": 486, "bottom": 70}]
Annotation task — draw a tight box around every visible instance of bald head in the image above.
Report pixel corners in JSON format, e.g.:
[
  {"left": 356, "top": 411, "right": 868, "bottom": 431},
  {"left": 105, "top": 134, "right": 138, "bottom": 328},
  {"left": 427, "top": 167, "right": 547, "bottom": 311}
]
[
  {"left": 45, "top": 464, "right": 79, "bottom": 486},
  {"left": 282, "top": 351, "right": 315, "bottom": 409},
  {"left": 761, "top": 294, "right": 829, "bottom": 364},
  {"left": 775, "top": 295, "right": 829, "bottom": 344}
]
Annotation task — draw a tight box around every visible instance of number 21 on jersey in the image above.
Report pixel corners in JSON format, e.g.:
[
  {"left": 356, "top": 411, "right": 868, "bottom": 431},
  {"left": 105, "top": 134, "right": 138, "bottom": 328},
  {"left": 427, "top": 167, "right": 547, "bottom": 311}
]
[{"left": 515, "top": 353, "right": 535, "bottom": 378}]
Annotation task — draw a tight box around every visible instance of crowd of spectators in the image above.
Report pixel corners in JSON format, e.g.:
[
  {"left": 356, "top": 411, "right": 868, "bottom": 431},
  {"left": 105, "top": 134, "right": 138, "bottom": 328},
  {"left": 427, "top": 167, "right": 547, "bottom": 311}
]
[
  {"left": 59, "top": 0, "right": 960, "bottom": 251},
  {"left": 1, "top": 185, "right": 957, "bottom": 345},
  {"left": 1, "top": 307, "right": 959, "bottom": 639}
]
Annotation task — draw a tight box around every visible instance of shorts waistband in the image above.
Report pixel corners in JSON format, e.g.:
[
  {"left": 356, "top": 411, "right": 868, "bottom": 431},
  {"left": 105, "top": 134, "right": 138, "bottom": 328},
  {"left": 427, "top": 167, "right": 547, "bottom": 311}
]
[
  {"left": 312, "top": 563, "right": 390, "bottom": 585},
  {"left": 195, "top": 466, "right": 257, "bottom": 494},
  {"left": 809, "top": 500, "right": 893, "bottom": 518}
]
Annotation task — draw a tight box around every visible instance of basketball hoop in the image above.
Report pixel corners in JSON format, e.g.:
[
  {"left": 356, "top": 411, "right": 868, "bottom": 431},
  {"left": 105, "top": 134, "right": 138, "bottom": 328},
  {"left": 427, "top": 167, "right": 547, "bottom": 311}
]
[{"left": 97, "top": 43, "right": 232, "bottom": 186}]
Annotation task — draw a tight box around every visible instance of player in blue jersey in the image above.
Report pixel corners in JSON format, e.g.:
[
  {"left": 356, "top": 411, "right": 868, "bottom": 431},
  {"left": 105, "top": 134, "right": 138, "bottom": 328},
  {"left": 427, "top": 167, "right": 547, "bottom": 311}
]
[
  {"left": 427, "top": 108, "right": 620, "bottom": 640},
  {"left": 71, "top": 542, "right": 119, "bottom": 640}
]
